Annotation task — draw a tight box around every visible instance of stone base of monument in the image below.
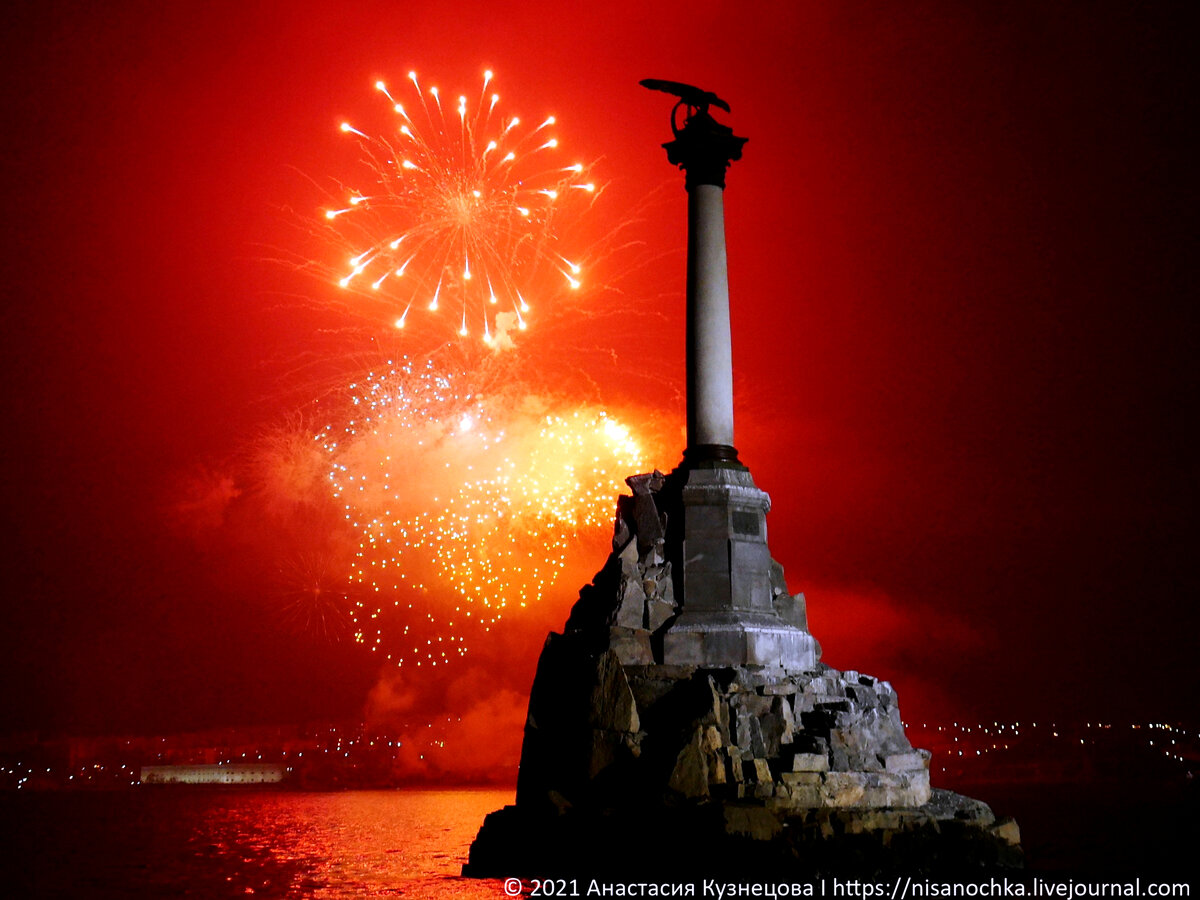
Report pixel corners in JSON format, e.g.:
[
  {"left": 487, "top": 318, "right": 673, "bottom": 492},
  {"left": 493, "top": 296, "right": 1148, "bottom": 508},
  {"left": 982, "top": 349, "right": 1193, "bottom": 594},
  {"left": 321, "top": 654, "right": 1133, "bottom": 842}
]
[
  {"left": 465, "top": 471, "right": 1021, "bottom": 876},
  {"left": 662, "top": 612, "right": 820, "bottom": 670},
  {"left": 465, "top": 649, "right": 1021, "bottom": 877}
]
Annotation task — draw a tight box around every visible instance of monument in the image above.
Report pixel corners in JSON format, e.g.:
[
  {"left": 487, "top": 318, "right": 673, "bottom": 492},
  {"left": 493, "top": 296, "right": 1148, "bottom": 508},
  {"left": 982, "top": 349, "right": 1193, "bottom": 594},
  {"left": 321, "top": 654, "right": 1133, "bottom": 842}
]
[{"left": 465, "top": 82, "right": 1020, "bottom": 877}]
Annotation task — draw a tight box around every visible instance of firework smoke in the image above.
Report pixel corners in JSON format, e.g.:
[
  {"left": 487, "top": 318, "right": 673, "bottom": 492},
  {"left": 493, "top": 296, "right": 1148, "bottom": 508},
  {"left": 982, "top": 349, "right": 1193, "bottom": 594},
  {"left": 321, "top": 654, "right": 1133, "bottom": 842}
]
[
  {"left": 163, "top": 68, "right": 676, "bottom": 768},
  {"left": 318, "top": 357, "right": 648, "bottom": 667}
]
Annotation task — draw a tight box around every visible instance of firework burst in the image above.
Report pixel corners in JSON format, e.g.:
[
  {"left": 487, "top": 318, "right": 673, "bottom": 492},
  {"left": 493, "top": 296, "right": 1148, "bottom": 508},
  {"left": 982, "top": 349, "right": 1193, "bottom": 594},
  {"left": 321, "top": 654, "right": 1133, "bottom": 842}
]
[
  {"left": 325, "top": 70, "right": 596, "bottom": 346},
  {"left": 318, "top": 358, "right": 645, "bottom": 667},
  {"left": 260, "top": 70, "right": 667, "bottom": 671},
  {"left": 272, "top": 551, "right": 355, "bottom": 643}
]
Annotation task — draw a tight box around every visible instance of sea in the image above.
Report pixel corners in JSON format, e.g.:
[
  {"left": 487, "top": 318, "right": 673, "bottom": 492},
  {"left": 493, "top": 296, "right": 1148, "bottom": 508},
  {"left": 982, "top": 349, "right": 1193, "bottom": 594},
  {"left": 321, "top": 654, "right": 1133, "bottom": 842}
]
[
  {"left": 1, "top": 789, "right": 515, "bottom": 898},
  {"left": 2, "top": 783, "right": 1195, "bottom": 896}
]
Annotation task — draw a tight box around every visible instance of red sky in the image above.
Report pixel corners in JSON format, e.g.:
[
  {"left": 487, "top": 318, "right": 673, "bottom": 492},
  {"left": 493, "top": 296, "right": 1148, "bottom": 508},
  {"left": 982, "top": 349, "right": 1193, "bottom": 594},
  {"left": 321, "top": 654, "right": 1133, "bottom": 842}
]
[{"left": 0, "top": 0, "right": 1193, "bottom": 744}]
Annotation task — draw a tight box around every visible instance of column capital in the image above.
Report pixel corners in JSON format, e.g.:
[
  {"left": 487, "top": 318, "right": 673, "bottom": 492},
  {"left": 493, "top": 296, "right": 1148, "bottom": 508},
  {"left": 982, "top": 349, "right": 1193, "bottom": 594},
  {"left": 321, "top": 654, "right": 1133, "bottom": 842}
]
[{"left": 663, "top": 110, "right": 748, "bottom": 191}]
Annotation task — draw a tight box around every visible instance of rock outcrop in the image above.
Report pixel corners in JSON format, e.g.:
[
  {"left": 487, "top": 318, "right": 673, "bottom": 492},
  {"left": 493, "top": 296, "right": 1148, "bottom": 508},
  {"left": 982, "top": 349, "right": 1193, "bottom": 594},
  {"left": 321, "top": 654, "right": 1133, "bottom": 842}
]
[
  {"left": 516, "top": 647, "right": 933, "bottom": 813},
  {"left": 466, "top": 471, "right": 1021, "bottom": 876}
]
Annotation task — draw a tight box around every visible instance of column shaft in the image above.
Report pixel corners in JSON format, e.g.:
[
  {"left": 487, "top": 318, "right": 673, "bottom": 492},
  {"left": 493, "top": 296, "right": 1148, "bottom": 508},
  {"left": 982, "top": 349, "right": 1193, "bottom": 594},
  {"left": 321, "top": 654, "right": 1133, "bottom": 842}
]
[{"left": 686, "top": 184, "right": 735, "bottom": 450}]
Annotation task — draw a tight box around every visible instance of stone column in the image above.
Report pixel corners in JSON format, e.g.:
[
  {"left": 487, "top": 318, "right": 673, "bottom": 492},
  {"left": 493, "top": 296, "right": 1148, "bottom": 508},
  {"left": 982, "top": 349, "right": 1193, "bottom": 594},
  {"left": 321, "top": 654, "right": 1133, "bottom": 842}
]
[
  {"left": 663, "top": 110, "right": 746, "bottom": 465},
  {"left": 687, "top": 183, "right": 735, "bottom": 452},
  {"left": 657, "top": 103, "right": 819, "bottom": 670}
]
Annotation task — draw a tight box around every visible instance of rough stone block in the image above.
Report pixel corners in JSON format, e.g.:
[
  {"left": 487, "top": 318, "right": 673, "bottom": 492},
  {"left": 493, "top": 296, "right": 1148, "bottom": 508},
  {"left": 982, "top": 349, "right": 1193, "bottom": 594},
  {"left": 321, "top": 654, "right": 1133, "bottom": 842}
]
[
  {"left": 667, "top": 728, "right": 709, "bottom": 799},
  {"left": 604, "top": 627, "right": 654, "bottom": 666},
  {"left": 830, "top": 744, "right": 852, "bottom": 772},
  {"left": 803, "top": 676, "right": 840, "bottom": 697},
  {"left": 789, "top": 733, "right": 829, "bottom": 758},
  {"left": 656, "top": 565, "right": 674, "bottom": 604},
  {"left": 626, "top": 674, "right": 675, "bottom": 715},
  {"left": 728, "top": 753, "right": 744, "bottom": 784},
  {"left": 709, "top": 755, "right": 727, "bottom": 785},
  {"left": 909, "top": 771, "right": 932, "bottom": 806},
  {"left": 588, "top": 650, "right": 640, "bottom": 733},
  {"left": 646, "top": 598, "right": 676, "bottom": 633},
  {"left": 734, "top": 693, "right": 771, "bottom": 716},
  {"left": 773, "top": 591, "right": 810, "bottom": 632},
  {"left": 703, "top": 725, "right": 723, "bottom": 752},
  {"left": 613, "top": 576, "right": 646, "bottom": 629},
  {"left": 611, "top": 498, "right": 633, "bottom": 553},
  {"left": 660, "top": 628, "right": 702, "bottom": 665},
  {"left": 624, "top": 470, "right": 665, "bottom": 495},
  {"left": 783, "top": 783, "right": 822, "bottom": 807},
  {"left": 816, "top": 699, "right": 852, "bottom": 715},
  {"left": 845, "top": 683, "right": 879, "bottom": 708},
  {"left": 759, "top": 712, "right": 786, "bottom": 757},
  {"left": 617, "top": 533, "right": 638, "bottom": 565},
  {"left": 781, "top": 771, "right": 823, "bottom": 785},
  {"left": 773, "top": 695, "right": 795, "bottom": 744},
  {"left": 633, "top": 492, "right": 665, "bottom": 556},
  {"left": 735, "top": 708, "right": 767, "bottom": 757},
  {"left": 885, "top": 751, "right": 927, "bottom": 773},
  {"left": 993, "top": 818, "right": 1022, "bottom": 847},
  {"left": 791, "top": 753, "right": 829, "bottom": 772},
  {"left": 769, "top": 559, "right": 788, "bottom": 597},
  {"left": 742, "top": 758, "right": 772, "bottom": 784},
  {"left": 822, "top": 772, "right": 868, "bottom": 807},
  {"left": 612, "top": 519, "right": 631, "bottom": 553}
]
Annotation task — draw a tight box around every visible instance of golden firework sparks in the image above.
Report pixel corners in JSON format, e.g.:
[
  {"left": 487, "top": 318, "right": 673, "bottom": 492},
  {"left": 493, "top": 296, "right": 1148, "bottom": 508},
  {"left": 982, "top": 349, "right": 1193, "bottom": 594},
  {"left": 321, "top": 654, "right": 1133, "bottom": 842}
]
[
  {"left": 319, "top": 358, "right": 644, "bottom": 667},
  {"left": 326, "top": 70, "right": 595, "bottom": 345}
]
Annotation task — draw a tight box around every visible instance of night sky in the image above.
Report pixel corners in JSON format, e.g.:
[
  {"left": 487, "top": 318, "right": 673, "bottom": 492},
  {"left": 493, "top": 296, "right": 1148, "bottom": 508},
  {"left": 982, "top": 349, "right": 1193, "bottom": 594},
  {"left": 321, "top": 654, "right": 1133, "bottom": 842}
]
[{"left": 0, "top": 0, "right": 1193, "bottom": 752}]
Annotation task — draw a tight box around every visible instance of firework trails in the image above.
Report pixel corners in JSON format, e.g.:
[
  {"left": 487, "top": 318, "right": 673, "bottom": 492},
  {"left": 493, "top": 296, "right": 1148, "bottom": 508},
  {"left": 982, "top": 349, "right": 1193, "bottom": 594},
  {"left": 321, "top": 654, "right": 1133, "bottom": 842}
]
[
  {"left": 319, "top": 359, "right": 645, "bottom": 667},
  {"left": 326, "top": 70, "right": 595, "bottom": 344},
  {"left": 273, "top": 551, "right": 354, "bottom": 643}
]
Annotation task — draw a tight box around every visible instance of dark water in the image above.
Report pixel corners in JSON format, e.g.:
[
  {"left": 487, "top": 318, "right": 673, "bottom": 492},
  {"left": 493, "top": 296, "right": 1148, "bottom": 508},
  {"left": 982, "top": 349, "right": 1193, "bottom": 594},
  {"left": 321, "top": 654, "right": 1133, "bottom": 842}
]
[
  {"left": 958, "top": 779, "right": 1199, "bottom": 878},
  {"left": 3, "top": 783, "right": 1196, "bottom": 896},
  {"left": 1, "top": 789, "right": 514, "bottom": 898}
]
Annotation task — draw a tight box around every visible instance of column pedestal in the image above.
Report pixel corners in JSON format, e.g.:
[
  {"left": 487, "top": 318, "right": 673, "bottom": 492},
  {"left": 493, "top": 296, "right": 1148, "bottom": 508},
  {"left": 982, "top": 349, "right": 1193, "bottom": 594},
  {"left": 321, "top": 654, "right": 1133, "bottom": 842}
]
[{"left": 663, "top": 466, "right": 819, "bottom": 669}]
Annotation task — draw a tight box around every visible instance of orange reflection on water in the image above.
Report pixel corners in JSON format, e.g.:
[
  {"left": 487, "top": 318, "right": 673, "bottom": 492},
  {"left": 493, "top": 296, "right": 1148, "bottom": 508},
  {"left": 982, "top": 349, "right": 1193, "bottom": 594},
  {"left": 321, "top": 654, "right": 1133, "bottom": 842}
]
[{"left": 189, "top": 789, "right": 513, "bottom": 897}]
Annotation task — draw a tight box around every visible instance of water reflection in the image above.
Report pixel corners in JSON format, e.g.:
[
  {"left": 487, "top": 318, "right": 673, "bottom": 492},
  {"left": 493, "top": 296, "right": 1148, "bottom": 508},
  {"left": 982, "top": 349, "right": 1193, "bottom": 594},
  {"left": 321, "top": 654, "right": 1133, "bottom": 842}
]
[{"left": 5, "top": 789, "right": 512, "bottom": 898}]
